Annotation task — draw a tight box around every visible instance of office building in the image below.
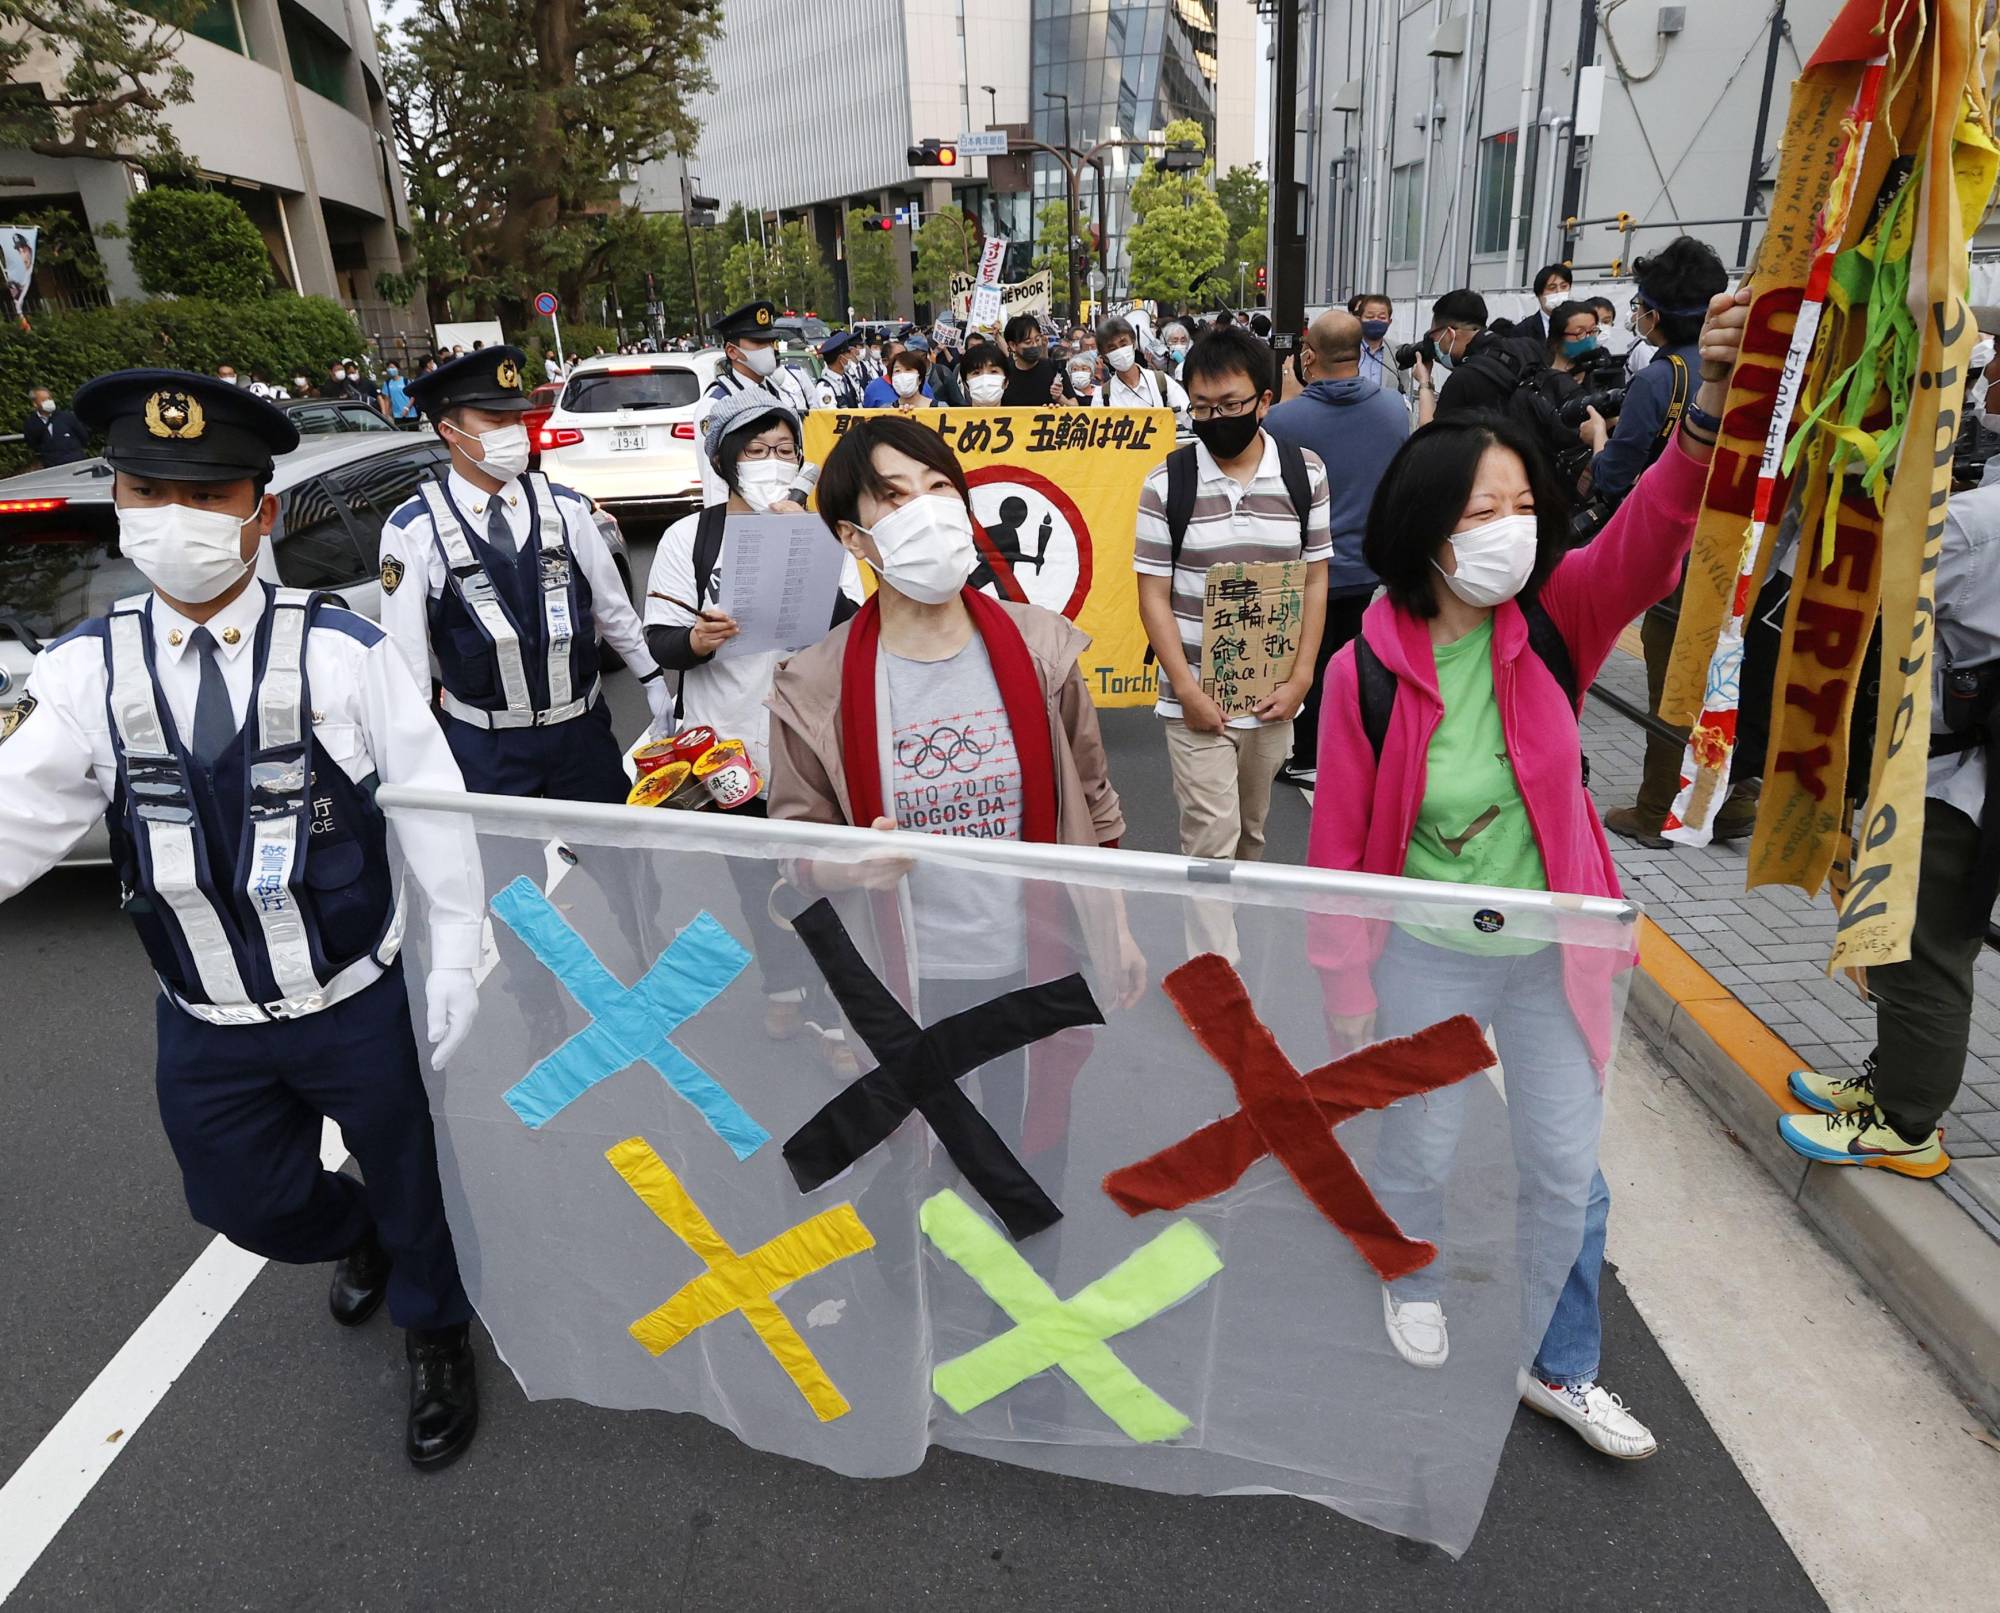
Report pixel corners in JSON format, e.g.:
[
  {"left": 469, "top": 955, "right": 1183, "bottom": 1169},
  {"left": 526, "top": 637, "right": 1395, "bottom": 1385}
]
[{"left": 2, "top": 0, "right": 421, "bottom": 338}]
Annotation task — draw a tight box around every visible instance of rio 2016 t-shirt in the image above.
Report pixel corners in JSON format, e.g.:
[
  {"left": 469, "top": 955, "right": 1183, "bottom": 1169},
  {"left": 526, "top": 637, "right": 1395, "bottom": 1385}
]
[
  {"left": 1400, "top": 617, "right": 1547, "bottom": 954},
  {"left": 885, "top": 634, "right": 1026, "bottom": 980}
]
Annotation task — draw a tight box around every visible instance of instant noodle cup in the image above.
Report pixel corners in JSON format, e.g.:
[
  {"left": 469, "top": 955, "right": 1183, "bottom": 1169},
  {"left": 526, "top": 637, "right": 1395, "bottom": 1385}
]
[
  {"left": 668, "top": 724, "right": 719, "bottom": 767},
  {"left": 631, "top": 734, "right": 683, "bottom": 777},
  {"left": 626, "top": 759, "right": 691, "bottom": 808},
  {"left": 693, "top": 737, "right": 762, "bottom": 809}
]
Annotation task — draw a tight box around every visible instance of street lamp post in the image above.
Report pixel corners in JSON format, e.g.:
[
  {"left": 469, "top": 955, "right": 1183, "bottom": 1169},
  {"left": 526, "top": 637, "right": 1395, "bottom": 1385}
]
[
  {"left": 1043, "top": 91, "right": 1079, "bottom": 324},
  {"left": 981, "top": 84, "right": 998, "bottom": 126}
]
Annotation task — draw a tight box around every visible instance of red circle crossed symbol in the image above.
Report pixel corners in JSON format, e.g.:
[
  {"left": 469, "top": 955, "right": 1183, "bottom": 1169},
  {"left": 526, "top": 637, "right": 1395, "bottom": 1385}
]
[{"left": 964, "top": 463, "right": 1093, "bottom": 621}]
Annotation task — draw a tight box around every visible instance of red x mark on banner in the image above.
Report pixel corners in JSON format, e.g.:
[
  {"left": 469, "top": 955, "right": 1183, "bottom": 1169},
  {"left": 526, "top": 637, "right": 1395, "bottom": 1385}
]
[{"left": 1100, "top": 953, "right": 1495, "bottom": 1282}]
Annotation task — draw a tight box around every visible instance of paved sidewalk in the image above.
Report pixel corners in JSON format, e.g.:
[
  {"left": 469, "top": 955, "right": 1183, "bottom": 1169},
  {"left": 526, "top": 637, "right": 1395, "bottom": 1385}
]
[{"left": 1584, "top": 644, "right": 2000, "bottom": 1173}]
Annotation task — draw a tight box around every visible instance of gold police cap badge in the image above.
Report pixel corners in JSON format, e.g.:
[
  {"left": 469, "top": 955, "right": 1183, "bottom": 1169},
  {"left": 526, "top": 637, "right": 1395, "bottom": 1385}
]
[
  {"left": 754, "top": 305, "right": 772, "bottom": 327},
  {"left": 495, "top": 357, "right": 521, "bottom": 390},
  {"left": 143, "top": 389, "right": 206, "bottom": 440}
]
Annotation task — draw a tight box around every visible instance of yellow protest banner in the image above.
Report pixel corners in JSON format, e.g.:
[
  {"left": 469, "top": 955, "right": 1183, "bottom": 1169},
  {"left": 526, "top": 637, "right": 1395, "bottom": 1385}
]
[{"left": 802, "top": 407, "right": 1177, "bottom": 707}]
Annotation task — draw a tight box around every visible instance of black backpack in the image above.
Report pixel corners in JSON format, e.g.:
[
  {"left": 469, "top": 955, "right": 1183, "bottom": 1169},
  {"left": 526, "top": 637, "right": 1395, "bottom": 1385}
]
[
  {"left": 1162, "top": 435, "right": 1315, "bottom": 567},
  {"left": 1352, "top": 599, "right": 1589, "bottom": 786}
]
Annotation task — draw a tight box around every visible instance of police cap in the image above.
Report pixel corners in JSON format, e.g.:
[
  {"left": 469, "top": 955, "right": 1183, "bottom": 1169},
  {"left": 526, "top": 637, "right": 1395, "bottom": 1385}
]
[
  {"left": 711, "top": 301, "right": 781, "bottom": 345},
  {"left": 405, "top": 344, "right": 533, "bottom": 420},
  {"left": 72, "top": 368, "right": 299, "bottom": 484},
  {"left": 819, "top": 330, "right": 860, "bottom": 361}
]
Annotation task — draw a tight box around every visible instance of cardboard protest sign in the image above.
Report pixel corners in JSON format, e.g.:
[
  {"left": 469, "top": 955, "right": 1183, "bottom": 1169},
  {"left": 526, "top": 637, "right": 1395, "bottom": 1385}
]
[{"left": 1199, "top": 562, "right": 1304, "bottom": 718}]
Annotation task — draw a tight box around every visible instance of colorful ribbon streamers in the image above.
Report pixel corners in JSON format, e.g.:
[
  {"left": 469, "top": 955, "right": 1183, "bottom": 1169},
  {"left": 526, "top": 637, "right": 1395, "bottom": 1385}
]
[{"left": 607, "top": 1136, "right": 874, "bottom": 1422}]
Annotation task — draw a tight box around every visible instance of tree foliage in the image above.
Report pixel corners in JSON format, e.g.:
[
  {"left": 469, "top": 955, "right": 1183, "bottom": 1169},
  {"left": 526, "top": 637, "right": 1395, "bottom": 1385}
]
[
  {"left": 1031, "top": 198, "right": 1091, "bottom": 311},
  {"left": 1126, "top": 119, "right": 1230, "bottom": 307},
  {"left": 127, "top": 188, "right": 271, "bottom": 302},
  {"left": 380, "top": 0, "right": 719, "bottom": 322},
  {"left": 844, "top": 208, "right": 898, "bottom": 320},
  {"left": 914, "top": 208, "right": 979, "bottom": 312},
  {"left": 1216, "top": 162, "right": 1268, "bottom": 287},
  {"left": 7, "top": 204, "right": 108, "bottom": 299},
  {"left": 0, "top": 0, "right": 198, "bottom": 167}
]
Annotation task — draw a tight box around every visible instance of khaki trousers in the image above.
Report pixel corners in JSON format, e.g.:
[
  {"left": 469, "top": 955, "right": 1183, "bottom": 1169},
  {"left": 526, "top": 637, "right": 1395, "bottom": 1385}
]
[{"left": 1163, "top": 718, "right": 1294, "bottom": 960}]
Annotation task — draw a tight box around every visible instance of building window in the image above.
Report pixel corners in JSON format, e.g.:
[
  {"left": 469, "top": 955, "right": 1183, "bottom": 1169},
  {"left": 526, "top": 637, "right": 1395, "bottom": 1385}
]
[
  {"left": 283, "top": 2, "right": 352, "bottom": 109},
  {"left": 138, "top": 1, "right": 243, "bottom": 54},
  {"left": 1474, "top": 131, "right": 1527, "bottom": 257},
  {"left": 1388, "top": 161, "right": 1422, "bottom": 267}
]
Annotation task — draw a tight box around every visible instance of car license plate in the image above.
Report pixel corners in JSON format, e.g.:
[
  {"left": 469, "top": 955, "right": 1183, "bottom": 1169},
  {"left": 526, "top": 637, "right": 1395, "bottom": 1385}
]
[{"left": 610, "top": 426, "right": 648, "bottom": 452}]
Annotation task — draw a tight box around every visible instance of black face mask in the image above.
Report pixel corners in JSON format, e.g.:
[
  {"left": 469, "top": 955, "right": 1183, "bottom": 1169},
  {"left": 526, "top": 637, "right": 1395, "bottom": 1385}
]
[
  {"left": 1191, "top": 410, "right": 1261, "bottom": 460},
  {"left": 1016, "top": 345, "right": 1044, "bottom": 364}
]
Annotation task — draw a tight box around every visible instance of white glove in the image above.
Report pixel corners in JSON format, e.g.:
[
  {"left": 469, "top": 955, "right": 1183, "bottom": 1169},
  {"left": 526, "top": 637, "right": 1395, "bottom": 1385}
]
[
  {"left": 425, "top": 967, "right": 479, "bottom": 1068},
  {"left": 643, "top": 676, "right": 675, "bottom": 735}
]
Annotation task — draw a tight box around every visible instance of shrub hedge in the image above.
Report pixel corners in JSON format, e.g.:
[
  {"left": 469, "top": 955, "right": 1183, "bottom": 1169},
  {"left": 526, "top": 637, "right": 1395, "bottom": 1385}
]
[{"left": 0, "top": 295, "right": 364, "bottom": 475}]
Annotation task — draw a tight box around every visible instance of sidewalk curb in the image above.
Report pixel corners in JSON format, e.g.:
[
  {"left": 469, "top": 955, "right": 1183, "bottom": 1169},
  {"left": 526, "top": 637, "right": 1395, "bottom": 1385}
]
[{"left": 1628, "top": 916, "right": 2000, "bottom": 1425}]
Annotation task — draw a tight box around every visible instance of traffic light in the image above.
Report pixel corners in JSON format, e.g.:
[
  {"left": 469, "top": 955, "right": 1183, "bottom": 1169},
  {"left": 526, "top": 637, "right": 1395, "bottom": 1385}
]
[
  {"left": 858, "top": 215, "right": 896, "bottom": 232},
  {"left": 1160, "top": 141, "right": 1203, "bottom": 173},
  {"left": 906, "top": 138, "right": 958, "bottom": 168},
  {"left": 1255, "top": 265, "right": 1268, "bottom": 291},
  {"left": 688, "top": 191, "right": 719, "bottom": 228}
]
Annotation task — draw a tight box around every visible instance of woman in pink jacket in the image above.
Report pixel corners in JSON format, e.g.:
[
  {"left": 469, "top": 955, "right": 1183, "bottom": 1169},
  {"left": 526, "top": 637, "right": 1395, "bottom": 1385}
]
[{"left": 1307, "top": 288, "right": 1748, "bottom": 1463}]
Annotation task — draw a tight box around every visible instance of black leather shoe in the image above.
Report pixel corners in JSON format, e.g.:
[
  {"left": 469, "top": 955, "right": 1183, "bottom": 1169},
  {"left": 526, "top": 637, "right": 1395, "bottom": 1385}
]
[
  {"left": 406, "top": 1324, "right": 479, "bottom": 1471},
  {"left": 328, "top": 1230, "right": 391, "bottom": 1328}
]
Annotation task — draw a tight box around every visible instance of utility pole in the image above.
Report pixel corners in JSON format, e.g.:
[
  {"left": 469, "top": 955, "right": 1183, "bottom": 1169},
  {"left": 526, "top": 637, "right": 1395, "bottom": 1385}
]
[
  {"left": 1266, "top": 0, "right": 1306, "bottom": 362},
  {"left": 1740, "top": 1, "right": 1788, "bottom": 269},
  {"left": 1046, "top": 90, "right": 1080, "bottom": 324}
]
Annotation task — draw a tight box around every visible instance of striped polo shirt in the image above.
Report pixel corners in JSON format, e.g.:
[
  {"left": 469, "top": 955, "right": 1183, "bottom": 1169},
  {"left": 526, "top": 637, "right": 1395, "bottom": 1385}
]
[{"left": 1133, "top": 431, "right": 1333, "bottom": 726}]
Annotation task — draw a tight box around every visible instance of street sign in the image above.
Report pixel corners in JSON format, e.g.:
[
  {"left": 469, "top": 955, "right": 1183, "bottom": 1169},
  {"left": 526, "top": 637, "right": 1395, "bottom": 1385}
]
[
  {"left": 533, "top": 291, "right": 559, "bottom": 316},
  {"left": 959, "top": 130, "right": 1009, "bottom": 156},
  {"left": 1087, "top": 269, "right": 1106, "bottom": 293}
]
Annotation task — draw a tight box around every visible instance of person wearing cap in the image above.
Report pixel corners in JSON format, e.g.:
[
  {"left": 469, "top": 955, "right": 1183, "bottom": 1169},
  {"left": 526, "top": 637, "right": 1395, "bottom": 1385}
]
[
  {"left": 0, "top": 369, "right": 488, "bottom": 1469},
  {"left": 693, "top": 300, "right": 816, "bottom": 505},
  {"left": 643, "top": 391, "right": 862, "bottom": 1043},
  {"left": 379, "top": 345, "right": 672, "bottom": 799},
  {"left": 815, "top": 331, "right": 867, "bottom": 410}
]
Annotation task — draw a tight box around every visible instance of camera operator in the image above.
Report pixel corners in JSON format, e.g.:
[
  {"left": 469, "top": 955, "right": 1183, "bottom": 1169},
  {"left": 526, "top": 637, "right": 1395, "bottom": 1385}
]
[
  {"left": 1412, "top": 289, "right": 1543, "bottom": 424},
  {"left": 1533, "top": 301, "right": 1618, "bottom": 411}
]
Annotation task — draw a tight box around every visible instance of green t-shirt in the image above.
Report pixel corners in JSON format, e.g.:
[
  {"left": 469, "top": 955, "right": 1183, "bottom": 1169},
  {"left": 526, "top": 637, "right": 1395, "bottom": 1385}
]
[{"left": 1400, "top": 618, "right": 1548, "bottom": 954}]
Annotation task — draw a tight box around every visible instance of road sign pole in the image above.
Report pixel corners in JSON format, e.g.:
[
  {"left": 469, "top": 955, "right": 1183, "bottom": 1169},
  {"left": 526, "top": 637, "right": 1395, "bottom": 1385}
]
[{"left": 551, "top": 309, "right": 566, "bottom": 373}]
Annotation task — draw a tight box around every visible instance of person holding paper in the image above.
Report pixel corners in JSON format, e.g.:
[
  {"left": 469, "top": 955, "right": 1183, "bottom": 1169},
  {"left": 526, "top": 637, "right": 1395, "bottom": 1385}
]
[{"left": 645, "top": 391, "right": 861, "bottom": 1040}]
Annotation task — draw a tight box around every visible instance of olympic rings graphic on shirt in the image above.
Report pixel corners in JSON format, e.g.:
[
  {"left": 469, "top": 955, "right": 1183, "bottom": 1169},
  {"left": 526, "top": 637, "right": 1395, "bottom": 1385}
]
[{"left": 896, "top": 723, "right": 994, "bottom": 780}]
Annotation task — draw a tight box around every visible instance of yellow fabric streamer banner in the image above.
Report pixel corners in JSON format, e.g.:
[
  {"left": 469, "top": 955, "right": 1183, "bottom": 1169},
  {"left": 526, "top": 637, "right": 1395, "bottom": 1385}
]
[
  {"left": 605, "top": 1135, "right": 875, "bottom": 1422},
  {"left": 804, "top": 407, "right": 1177, "bottom": 707}
]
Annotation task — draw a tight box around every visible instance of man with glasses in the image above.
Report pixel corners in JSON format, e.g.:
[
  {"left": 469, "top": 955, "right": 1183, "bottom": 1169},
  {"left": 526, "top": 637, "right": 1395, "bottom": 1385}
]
[{"left": 1134, "top": 324, "right": 1330, "bottom": 955}]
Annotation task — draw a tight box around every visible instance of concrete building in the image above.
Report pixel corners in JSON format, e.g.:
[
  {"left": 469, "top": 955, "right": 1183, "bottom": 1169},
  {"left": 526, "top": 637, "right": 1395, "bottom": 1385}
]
[
  {"left": 687, "top": 0, "right": 1257, "bottom": 311},
  {"left": 1286, "top": 1, "right": 2000, "bottom": 318},
  {"left": 2, "top": 0, "right": 420, "bottom": 339}
]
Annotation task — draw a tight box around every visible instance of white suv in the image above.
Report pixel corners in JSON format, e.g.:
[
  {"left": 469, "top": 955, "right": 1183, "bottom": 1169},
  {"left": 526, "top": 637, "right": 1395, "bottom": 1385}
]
[{"left": 536, "top": 350, "right": 725, "bottom": 520}]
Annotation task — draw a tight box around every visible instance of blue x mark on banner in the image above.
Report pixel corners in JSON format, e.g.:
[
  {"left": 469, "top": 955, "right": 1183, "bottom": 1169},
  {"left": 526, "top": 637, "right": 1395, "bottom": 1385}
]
[{"left": 490, "top": 877, "right": 769, "bottom": 1159}]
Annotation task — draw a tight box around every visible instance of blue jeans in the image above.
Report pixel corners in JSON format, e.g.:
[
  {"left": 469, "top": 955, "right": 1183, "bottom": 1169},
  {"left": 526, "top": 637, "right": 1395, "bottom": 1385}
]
[{"left": 1371, "top": 927, "right": 1608, "bottom": 1387}]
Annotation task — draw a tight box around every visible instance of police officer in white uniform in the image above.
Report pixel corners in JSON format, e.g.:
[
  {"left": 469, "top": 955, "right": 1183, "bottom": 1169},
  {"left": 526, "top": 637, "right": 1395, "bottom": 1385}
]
[
  {"left": 815, "top": 330, "right": 867, "bottom": 410},
  {"left": 692, "top": 301, "right": 818, "bottom": 506},
  {"left": 0, "top": 370, "right": 486, "bottom": 1468},
  {"left": 377, "top": 345, "right": 672, "bottom": 800}
]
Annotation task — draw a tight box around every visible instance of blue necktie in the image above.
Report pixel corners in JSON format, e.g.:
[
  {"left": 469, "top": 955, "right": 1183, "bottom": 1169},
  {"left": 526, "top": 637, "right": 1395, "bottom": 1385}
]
[
  {"left": 487, "top": 496, "right": 516, "bottom": 557},
  {"left": 187, "top": 627, "right": 236, "bottom": 769}
]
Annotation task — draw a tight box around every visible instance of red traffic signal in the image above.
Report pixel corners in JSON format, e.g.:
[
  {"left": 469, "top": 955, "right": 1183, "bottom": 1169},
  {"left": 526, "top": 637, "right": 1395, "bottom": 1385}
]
[
  {"left": 859, "top": 215, "right": 895, "bottom": 231},
  {"left": 906, "top": 138, "right": 958, "bottom": 168},
  {"left": 1255, "top": 265, "right": 1268, "bottom": 289}
]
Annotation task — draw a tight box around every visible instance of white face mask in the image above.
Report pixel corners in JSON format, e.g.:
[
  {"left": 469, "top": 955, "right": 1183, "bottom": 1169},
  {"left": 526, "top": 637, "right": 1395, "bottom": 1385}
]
[
  {"left": 36, "top": 397, "right": 54, "bottom": 414},
  {"left": 1434, "top": 512, "right": 1539, "bottom": 608},
  {"left": 739, "top": 343, "right": 779, "bottom": 378},
  {"left": 1067, "top": 365, "right": 1095, "bottom": 392},
  {"left": 855, "top": 494, "right": 976, "bottom": 605},
  {"left": 1541, "top": 291, "right": 1567, "bottom": 313},
  {"left": 332, "top": 369, "right": 346, "bottom": 381},
  {"left": 1106, "top": 345, "right": 1137, "bottom": 373},
  {"left": 966, "top": 373, "right": 1006, "bottom": 404},
  {"left": 891, "top": 369, "right": 921, "bottom": 398},
  {"left": 736, "top": 460, "right": 794, "bottom": 512},
  {"left": 118, "top": 502, "right": 255, "bottom": 604},
  {"left": 448, "top": 419, "right": 531, "bottom": 480}
]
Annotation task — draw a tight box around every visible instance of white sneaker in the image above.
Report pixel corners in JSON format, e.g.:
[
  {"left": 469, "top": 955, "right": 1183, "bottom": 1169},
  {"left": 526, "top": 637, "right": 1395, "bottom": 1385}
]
[
  {"left": 1517, "top": 1369, "right": 1658, "bottom": 1460},
  {"left": 1381, "top": 1287, "right": 1449, "bottom": 1368}
]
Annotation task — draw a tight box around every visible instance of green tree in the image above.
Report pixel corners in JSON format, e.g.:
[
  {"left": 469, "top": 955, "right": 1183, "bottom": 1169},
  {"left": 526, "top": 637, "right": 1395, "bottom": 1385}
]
[
  {"left": 6, "top": 204, "right": 109, "bottom": 300},
  {"left": 1030, "top": 198, "right": 1091, "bottom": 313},
  {"left": 127, "top": 188, "right": 270, "bottom": 301},
  {"left": 774, "top": 219, "right": 833, "bottom": 313},
  {"left": 1216, "top": 162, "right": 1268, "bottom": 290},
  {"left": 721, "top": 238, "right": 775, "bottom": 308},
  {"left": 1126, "top": 119, "right": 1230, "bottom": 307},
  {"left": 914, "top": 207, "right": 978, "bottom": 312},
  {"left": 380, "top": 0, "right": 720, "bottom": 324},
  {"left": 0, "top": 0, "right": 199, "bottom": 168},
  {"left": 844, "top": 208, "right": 898, "bottom": 320}
]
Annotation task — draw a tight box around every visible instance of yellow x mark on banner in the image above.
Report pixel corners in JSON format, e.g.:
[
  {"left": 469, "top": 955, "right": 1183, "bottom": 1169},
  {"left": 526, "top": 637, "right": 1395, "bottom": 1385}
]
[{"left": 606, "top": 1136, "right": 876, "bottom": 1422}]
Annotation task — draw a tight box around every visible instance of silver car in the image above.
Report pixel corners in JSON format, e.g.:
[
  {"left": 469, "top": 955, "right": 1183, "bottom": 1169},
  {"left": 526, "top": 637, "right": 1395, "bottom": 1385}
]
[{"left": 0, "top": 432, "right": 633, "bottom": 864}]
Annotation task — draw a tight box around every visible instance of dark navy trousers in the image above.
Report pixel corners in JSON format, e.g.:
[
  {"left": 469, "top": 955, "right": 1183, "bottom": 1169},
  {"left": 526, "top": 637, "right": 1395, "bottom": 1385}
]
[
  {"left": 153, "top": 961, "right": 472, "bottom": 1331},
  {"left": 443, "top": 698, "right": 629, "bottom": 803}
]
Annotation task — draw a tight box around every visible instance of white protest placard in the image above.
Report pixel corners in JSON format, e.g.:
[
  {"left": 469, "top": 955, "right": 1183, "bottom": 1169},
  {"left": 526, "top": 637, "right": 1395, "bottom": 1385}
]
[
  {"left": 712, "top": 514, "right": 847, "bottom": 659},
  {"left": 976, "top": 235, "right": 1008, "bottom": 285}
]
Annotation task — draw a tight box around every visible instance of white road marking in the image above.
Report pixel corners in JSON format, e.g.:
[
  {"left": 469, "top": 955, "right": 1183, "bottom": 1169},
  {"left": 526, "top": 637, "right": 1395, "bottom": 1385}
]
[{"left": 0, "top": 1119, "right": 348, "bottom": 1606}]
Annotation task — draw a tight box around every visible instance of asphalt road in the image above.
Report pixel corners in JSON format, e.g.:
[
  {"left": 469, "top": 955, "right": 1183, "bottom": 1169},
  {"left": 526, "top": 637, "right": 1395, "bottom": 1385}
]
[{"left": 0, "top": 567, "right": 1831, "bottom": 1609}]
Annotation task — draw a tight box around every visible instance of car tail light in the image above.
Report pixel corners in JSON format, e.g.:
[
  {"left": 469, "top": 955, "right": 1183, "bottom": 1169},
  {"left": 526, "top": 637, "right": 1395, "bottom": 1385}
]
[
  {"left": 670, "top": 422, "right": 696, "bottom": 440},
  {"left": 0, "top": 497, "right": 67, "bottom": 514},
  {"left": 540, "top": 427, "right": 584, "bottom": 449}
]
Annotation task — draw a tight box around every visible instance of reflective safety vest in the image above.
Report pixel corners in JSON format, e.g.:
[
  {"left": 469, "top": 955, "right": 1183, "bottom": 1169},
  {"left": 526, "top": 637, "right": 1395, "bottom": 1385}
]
[
  {"left": 102, "top": 587, "right": 402, "bottom": 1024},
  {"left": 420, "top": 471, "right": 601, "bottom": 729}
]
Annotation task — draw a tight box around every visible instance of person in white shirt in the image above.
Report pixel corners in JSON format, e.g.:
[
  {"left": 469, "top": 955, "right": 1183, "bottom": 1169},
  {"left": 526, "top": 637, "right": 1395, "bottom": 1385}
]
[
  {"left": 1090, "top": 314, "right": 1190, "bottom": 425},
  {"left": 376, "top": 345, "right": 671, "bottom": 800},
  {"left": 643, "top": 392, "right": 861, "bottom": 1039},
  {"left": 690, "top": 300, "right": 817, "bottom": 505},
  {"left": 0, "top": 369, "right": 486, "bottom": 1469}
]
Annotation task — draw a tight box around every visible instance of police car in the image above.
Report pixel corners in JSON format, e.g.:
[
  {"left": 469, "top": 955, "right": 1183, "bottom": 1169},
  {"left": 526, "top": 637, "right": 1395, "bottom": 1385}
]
[
  {"left": 0, "top": 431, "right": 634, "bottom": 860},
  {"left": 535, "top": 349, "right": 728, "bottom": 520}
]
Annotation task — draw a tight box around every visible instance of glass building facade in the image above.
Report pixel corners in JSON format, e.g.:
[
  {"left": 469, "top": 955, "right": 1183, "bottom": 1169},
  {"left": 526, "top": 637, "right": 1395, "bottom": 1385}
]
[{"left": 1028, "top": 0, "right": 1221, "bottom": 302}]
